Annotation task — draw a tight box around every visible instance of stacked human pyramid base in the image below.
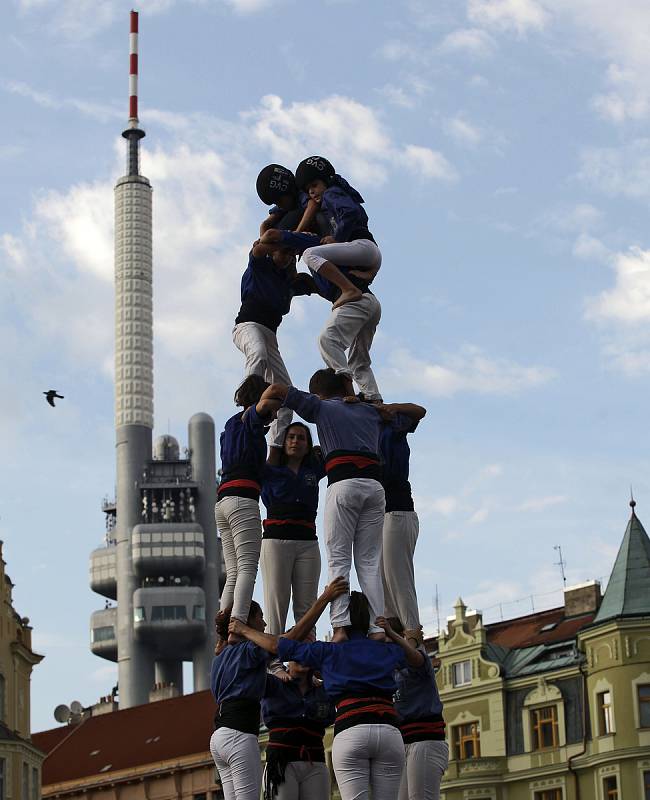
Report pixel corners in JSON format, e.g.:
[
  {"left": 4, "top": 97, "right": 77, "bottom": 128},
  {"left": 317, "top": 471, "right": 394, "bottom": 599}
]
[{"left": 209, "top": 157, "right": 447, "bottom": 800}]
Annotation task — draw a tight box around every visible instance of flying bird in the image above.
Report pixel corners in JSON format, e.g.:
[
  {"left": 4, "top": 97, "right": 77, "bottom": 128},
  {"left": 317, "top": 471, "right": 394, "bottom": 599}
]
[{"left": 44, "top": 390, "right": 64, "bottom": 407}]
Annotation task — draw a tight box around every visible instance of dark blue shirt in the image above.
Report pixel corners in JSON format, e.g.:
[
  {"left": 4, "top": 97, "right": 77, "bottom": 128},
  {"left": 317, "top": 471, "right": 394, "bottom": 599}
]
[
  {"left": 262, "top": 675, "right": 335, "bottom": 728},
  {"left": 320, "top": 176, "right": 372, "bottom": 243},
  {"left": 394, "top": 648, "right": 443, "bottom": 721},
  {"left": 219, "top": 406, "right": 268, "bottom": 493},
  {"left": 283, "top": 390, "right": 382, "bottom": 459},
  {"left": 235, "top": 251, "right": 297, "bottom": 334},
  {"left": 261, "top": 456, "right": 325, "bottom": 521},
  {"left": 210, "top": 642, "right": 269, "bottom": 704},
  {"left": 380, "top": 414, "right": 419, "bottom": 512},
  {"left": 278, "top": 634, "right": 407, "bottom": 699}
]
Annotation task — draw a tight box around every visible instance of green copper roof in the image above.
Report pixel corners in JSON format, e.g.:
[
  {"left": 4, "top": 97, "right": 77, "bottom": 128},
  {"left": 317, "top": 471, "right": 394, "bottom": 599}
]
[{"left": 594, "top": 507, "right": 650, "bottom": 624}]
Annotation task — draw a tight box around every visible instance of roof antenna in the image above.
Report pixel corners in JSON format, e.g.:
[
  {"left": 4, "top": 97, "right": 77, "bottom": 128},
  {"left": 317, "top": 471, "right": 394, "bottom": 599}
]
[{"left": 554, "top": 545, "right": 567, "bottom": 587}]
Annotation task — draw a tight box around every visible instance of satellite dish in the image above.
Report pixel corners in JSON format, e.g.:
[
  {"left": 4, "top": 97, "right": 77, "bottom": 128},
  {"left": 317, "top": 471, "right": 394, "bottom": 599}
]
[
  {"left": 70, "top": 701, "right": 84, "bottom": 715},
  {"left": 54, "top": 705, "right": 71, "bottom": 724}
]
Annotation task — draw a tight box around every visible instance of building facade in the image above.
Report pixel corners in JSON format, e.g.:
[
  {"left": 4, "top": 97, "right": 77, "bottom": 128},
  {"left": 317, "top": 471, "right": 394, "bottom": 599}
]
[
  {"left": 437, "top": 502, "right": 650, "bottom": 800},
  {"left": 0, "top": 542, "right": 44, "bottom": 800}
]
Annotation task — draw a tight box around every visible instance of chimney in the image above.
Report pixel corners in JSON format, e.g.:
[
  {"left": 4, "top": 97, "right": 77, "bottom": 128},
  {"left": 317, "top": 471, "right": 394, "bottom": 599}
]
[{"left": 564, "top": 580, "right": 602, "bottom": 616}]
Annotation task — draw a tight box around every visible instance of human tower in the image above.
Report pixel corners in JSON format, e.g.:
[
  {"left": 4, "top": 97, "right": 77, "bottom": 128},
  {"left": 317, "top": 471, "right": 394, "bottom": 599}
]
[{"left": 210, "top": 158, "right": 447, "bottom": 800}]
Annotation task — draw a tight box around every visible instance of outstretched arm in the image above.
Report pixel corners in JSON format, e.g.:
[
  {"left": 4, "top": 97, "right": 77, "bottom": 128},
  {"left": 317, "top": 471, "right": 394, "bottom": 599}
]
[
  {"left": 375, "top": 616, "right": 425, "bottom": 667},
  {"left": 381, "top": 403, "right": 426, "bottom": 422},
  {"left": 228, "top": 578, "right": 349, "bottom": 653},
  {"left": 261, "top": 383, "right": 290, "bottom": 403}
]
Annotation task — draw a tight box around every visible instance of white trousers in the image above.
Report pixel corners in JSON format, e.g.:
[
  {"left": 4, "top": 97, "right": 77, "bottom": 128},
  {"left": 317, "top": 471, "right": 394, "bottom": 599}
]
[
  {"left": 232, "top": 321, "right": 293, "bottom": 448},
  {"left": 398, "top": 740, "right": 448, "bottom": 800},
  {"left": 303, "top": 238, "right": 382, "bottom": 274},
  {"left": 260, "top": 538, "right": 321, "bottom": 635},
  {"left": 318, "top": 293, "right": 382, "bottom": 401},
  {"left": 216, "top": 496, "right": 262, "bottom": 622},
  {"left": 382, "top": 511, "right": 421, "bottom": 630},
  {"left": 332, "top": 724, "right": 404, "bottom": 800},
  {"left": 324, "top": 478, "right": 385, "bottom": 632},
  {"left": 270, "top": 761, "right": 330, "bottom": 800},
  {"left": 210, "top": 728, "right": 262, "bottom": 800}
]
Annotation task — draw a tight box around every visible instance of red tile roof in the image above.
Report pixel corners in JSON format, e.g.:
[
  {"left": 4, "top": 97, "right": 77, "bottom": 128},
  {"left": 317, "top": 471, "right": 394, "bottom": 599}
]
[
  {"left": 33, "top": 690, "right": 216, "bottom": 786},
  {"left": 485, "top": 606, "right": 595, "bottom": 649}
]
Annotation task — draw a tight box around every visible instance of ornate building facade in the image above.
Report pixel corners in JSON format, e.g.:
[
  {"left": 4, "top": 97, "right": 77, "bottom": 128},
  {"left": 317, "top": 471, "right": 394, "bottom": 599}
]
[{"left": 0, "top": 542, "right": 44, "bottom": 800}]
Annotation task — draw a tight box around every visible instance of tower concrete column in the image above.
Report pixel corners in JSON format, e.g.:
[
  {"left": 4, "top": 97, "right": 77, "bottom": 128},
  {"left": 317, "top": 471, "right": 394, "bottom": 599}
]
[{"left": 189, "top": 412, "right": 219, "bottom": 690}]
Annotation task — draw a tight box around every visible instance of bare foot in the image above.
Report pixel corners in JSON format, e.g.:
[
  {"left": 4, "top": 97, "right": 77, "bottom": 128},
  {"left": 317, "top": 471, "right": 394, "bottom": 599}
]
[
  {"left": 369, "top": 632, "right": 387, "bottom": 641},
  {"left": 333, "top": 288, "right": 362, "bottom": 309},
  {"left": 331, "top": 627, "right": 349, "bottom": 643},
  {"left": 228, "top": 632, "right": 244, "bottom": 644}
]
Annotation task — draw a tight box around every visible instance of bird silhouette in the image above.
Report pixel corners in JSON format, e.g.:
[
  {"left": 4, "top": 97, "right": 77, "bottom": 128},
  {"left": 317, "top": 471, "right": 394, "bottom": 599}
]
[{"left": 44, "top": 390, "right": 64, "bottom": 407}]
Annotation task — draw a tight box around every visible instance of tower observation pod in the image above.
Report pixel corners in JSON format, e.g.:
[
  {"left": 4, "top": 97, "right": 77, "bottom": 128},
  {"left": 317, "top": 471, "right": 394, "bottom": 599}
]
[{"left": 89, "top": 10, "right": 222, "bottom": 709}]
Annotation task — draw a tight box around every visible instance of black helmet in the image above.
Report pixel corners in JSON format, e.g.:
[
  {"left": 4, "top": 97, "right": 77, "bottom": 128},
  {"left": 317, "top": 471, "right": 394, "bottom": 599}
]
[
  {"left": 256, "top": 164, "right": 297, "bottom": 205},
  {"left": 295, "top": 156, "right": 335, "bottom": 190}
]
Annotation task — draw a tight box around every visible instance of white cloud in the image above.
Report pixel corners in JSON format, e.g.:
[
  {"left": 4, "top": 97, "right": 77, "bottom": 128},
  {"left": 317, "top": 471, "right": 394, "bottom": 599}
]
[
  {"left": 444, "top": 116, "right": 484, "bottom": 147},
  {"left": 439, "top": 27, "right": 496, "bottom": 57},
  {"left": 399, "top": 145, "right": 458, "bottom": 182},
  {"left": 515, "top": 494, "right": 567, "bottom": 512},
  {"left": 586, "top": 246, "right": 650, "bottom": 324},
  {"left": 467, "top": 0, "right": 548, "bottom": 35},
  {"left": 579, "top": 139, "right": 650, "bottom": 199},
  {"left": 573, "top": 233, "right": 610, "bottom": 263},
  {"left": 379, "top": 345, "right": 555, "bottom": 397},
  {"left": 469, "top": 506, "right": 490, "bottom": 524},
  {"left": 416, "top": 495, "right": 459, "bottom": 517}
]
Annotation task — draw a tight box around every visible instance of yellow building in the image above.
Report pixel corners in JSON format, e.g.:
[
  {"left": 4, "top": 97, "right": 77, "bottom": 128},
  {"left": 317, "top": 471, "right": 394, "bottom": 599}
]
[
  {"left": 0, "top": 542, "right": 44, "bottom": 800},
  {"left": 437, "top": 501, "right": 650, "bottom": 800}
]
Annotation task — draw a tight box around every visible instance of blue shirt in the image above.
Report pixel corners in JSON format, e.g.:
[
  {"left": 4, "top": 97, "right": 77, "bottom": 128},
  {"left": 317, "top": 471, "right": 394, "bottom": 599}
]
[
  {"left": 277, "top": 635, "right": 407, "bottom": 699},
  {"left": 262, "top": 675, "right": 335, "bottom": 728},
  {"left": 380, "top": 414, "right": 419, "bottom": 512},
  {"left": 394, "top": 648, "right": 443, "bottom": 721},
  {"left": 219, "top": 405, "right": 268, "bottom": 488},
  {"left": 320, "top": 176, "right": 372, "bottom": 243},
  {"left": 210, "top": 642, "right": 269, "bottom": 704},
  {"left": 283, "top": 389, "right": 382, "bottom": 458},
  {"left": 261, "top": 456, "right": 325, "bottom": 521}
]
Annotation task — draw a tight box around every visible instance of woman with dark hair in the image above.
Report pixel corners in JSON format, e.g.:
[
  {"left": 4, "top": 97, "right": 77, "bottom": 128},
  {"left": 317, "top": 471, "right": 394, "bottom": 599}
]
[
  {"left": 260, "top": 422, "right": 325, "bottom": 650},
  {"left": 216, "top": 375, "right": 283, "bottom": 639},
  {"left": 210, "top": 579, "right": 347, "bottom": 800},
  {"left": 230, "top": 591, "right": 424, "bottom": 800},
  {"left": 262, "top": 660, "right": 334, "bottom": 800}
]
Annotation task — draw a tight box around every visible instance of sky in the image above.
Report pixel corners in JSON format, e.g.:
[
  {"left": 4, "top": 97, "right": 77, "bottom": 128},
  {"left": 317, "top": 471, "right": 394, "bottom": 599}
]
[{"left": 2, "top": 0, "right": 650, "bottom": 732}]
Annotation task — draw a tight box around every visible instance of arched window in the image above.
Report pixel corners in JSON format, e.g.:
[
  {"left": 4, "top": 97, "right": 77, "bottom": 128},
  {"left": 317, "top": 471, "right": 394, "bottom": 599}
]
[{"left": 0, "top": 674, "right": 5, "bottom": 722}]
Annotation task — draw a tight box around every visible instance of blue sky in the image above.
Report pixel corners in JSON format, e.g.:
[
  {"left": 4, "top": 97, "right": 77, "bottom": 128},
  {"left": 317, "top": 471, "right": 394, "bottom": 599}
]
[{"left": 2, "top": 0, "right": 650, "bottom": 731}]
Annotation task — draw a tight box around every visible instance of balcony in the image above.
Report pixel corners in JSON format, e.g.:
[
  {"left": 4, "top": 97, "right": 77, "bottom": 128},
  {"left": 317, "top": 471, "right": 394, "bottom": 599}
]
[
  {"left": 132, "top": 524, "right": 205, "bottom": 576},
  {"left": 90, "top": 607, "right": 117, "bottom": 662},
  {"left": 456, "top": 757, "right": 506, "bottom": 777},
  {"left": 89, "top": 545, "right": 117, "bottom": 600},
  {"left": 133, "top": 586, "right": 206, "bottom": 657}
]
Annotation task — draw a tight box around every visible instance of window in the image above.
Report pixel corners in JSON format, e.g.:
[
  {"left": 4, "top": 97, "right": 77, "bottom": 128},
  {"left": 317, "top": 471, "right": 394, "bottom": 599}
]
[
  {"left": 639, "top": 684, "right": 650, "bottom": 728},
  {"left": 531, "top": 705, "right": 559, "bottom": 750},
  {"left": 193, "top": 794, "right": 207, "bottom": 800},
  {"left": 534, "top": 791, "right": 562, "bottom": 800},
  {"left": 134, "top": 607, "right": 145, "bottom": 622},
  {"left": 31, "top": 768, "right": 38, "bottom": 800},
  {"left": 0, "top": 675, "right": 5, "bottom": 722},
  {"left": 453, "top": 722, "right": 480, "bottom": 760},
  {"left": 22, "top": 763, "right": 29, "bottom": 800},
  {"left": 0, "top": 758, "right": 5, "bottom": 800},
  {"left": 91, "top": 626, "right": 115, "bottom": 643},
  {"left": 644, "top": 769, "right": 650, "bottom": 800},
  {"left": 603, "top": 776, "right": 618, "bottom": 799},
  {"left": 597, "top": 691, "right": 613, "bottom": 734},
  {"left": 452, "top": 660, "right": 471, "bottom": 687},
  {"left": 193, "top": 605, "right": 205, "bottom": 621},
  {"left": 151, "top": 605, "right": 187, "bottom": 622}
]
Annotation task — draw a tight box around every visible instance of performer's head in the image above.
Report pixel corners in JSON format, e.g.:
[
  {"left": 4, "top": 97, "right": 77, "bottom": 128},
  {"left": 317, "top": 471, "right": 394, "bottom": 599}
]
[
  {"left": 234, "top": 375, "right": 270, "bottom": 409},
  {"left": 308, "top": 368, "right": 348, "bottom": 399},
  {"left": 346, "top": 591, "right": 371, "bottom": 637},
  {"left": 215, "top": 600, "right": 265, "bottom": 639},
  {"left": 279, "top": 422, "right": 313, "bottom": 464}
]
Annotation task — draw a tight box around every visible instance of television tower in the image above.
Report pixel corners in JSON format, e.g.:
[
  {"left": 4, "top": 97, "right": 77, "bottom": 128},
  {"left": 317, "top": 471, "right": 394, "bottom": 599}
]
[{"left": 89, "top": 10, "right": 222, "bottom": 709}]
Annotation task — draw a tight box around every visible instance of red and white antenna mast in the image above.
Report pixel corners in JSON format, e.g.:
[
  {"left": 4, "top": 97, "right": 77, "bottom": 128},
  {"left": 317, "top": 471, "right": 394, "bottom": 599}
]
[{"left": 122, "top": 9, "right": 145, "bottom": 176}]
